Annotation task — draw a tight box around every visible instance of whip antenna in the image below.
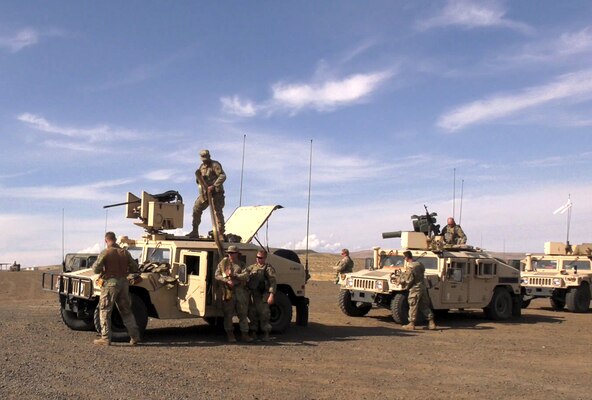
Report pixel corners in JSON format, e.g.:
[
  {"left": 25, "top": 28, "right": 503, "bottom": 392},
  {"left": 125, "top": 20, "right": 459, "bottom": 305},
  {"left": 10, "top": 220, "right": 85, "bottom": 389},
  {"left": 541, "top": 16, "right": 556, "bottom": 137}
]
[
  {"left": 305, "top": 139, "right": 313, "bottom": 279},
  {"left": 452, "top": 168, "right": 456, "bottom": 219},
  {"left": 61, "top": 208, "right": 65, "bottom": 263},
  {"left": 459, "top": 179, "right": 464, "bottom": 225},
  {"left": 239, "top": 134, "right": 246, "bottom": 207}
]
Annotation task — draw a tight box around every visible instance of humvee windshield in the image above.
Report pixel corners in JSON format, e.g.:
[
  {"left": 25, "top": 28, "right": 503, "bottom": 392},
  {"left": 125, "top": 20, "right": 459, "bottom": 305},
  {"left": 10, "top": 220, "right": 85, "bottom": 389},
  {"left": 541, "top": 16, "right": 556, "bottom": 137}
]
[
  {"left": 533, "top": 259, "right": 557, "bottom": 270},
  {"left": 564, "top": 260, "right": 591, "bottom": 271},
  {"left": 127, "top": 247, "right": 143, "bottom": 263},
  {"left": 146, "top": 247, "right": 171, "bottom": 263},
  {"left": 380, "top": 255, "right": 404, "bottom": 268}
]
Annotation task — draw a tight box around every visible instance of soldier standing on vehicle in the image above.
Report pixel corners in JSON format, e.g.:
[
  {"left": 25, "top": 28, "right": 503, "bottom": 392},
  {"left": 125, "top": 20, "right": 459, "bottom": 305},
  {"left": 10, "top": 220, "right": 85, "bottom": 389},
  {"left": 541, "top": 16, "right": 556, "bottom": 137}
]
[
  {"left": 400, "top": 251, "right": 436, "bottom": 331},
  {"left": 215, "top": 245, "right": 251, "bottom": 343},
  {"left": 247, "top": 250, "right": 277, "bottom": 342},
  {"left": 333, "top": 248, "right": 354, "bottom": 283},
  {"left": 92, "top": 232, "right": 141, "bottom": 346},
  {"left": 187, "top": 149, "right": 226, "bottom": 239},
  {"left": 442, "top": 217, "right": 467, "bottom": 245}
]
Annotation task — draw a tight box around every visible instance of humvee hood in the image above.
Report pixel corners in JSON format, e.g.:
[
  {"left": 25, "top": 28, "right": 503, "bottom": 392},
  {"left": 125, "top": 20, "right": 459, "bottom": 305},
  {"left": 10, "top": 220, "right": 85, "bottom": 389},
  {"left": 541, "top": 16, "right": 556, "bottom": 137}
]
[{"left": 225, "top": 205, "right": 283, "bottom": 244}]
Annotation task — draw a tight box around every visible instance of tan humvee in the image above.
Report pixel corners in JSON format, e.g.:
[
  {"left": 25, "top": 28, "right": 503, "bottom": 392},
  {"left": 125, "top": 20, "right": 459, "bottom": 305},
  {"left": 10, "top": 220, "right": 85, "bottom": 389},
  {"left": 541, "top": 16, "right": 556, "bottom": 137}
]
[
  {"left": 42, "top": 191, "right": 309, "bottom": 339},
  {"left": 338, "top": 231, "right": 522, "bottom": 324},
  {"left": 521, "top": 241, "right": 592, "bottom": 312}
]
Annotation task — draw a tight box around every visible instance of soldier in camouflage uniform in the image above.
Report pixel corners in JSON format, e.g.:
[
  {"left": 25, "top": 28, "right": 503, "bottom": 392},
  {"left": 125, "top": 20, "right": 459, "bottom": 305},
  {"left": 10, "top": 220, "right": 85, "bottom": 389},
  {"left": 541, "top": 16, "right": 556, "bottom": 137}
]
[
  {"left": 400, "top": 251, "right": 437, "bottom": 331},
  {"left": 333, "top": 248, "right": 354, "bottom": 283},
  {"left": 246, "top": 250, "right": 277, "bottom": 342},
  {"left": 188, "top": 149, "right": 226, "bottom": 239},
  {"left": 442, "top": 217, "right": 467, "bottom": 245},
  {"left": 92, "top": 232, "right": 141, "bottom": 346},
  {"left": 214, "top": 245, "right": 252, "bottom": 343}
]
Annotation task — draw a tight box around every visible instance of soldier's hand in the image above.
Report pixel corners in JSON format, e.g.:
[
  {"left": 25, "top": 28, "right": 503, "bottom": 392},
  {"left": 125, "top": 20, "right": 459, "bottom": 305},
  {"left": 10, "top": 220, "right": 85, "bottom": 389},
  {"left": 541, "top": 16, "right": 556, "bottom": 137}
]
[
  {"left": 267, "top": 292, "right": 275, "bottom": 305},
  {"left": 207, "top": 185, "right": 214, "bottom": 193},
  {"left": 226, "top": 279, "right": 234, "bottom": 288}
]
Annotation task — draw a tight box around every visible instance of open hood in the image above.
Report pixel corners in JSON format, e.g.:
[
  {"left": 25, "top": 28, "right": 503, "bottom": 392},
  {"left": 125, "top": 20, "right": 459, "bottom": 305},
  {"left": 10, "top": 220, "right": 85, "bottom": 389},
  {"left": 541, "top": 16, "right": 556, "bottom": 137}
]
[{"left": 224, "top": 205, "right": 283, "bottom": 244}]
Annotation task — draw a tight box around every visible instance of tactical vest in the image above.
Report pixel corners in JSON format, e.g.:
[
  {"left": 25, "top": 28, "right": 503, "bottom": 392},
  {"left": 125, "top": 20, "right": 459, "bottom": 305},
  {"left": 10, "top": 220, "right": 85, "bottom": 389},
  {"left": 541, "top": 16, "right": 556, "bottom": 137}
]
[{"left": 101, "top": 247, "right": 130, "bottom": 279}]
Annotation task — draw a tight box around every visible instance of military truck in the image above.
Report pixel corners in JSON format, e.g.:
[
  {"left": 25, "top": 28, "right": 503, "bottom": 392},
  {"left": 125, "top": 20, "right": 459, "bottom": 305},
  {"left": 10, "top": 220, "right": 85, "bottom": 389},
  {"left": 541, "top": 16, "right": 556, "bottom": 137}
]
[
  {"left": 521, "top": 241, "right": 592, "bottom": 312},
  {"left": 338, "top": 210, "right": 522, "bottom": 324},
  {"left": 42, "top": 190, "right": 309, "bottom": 339}
]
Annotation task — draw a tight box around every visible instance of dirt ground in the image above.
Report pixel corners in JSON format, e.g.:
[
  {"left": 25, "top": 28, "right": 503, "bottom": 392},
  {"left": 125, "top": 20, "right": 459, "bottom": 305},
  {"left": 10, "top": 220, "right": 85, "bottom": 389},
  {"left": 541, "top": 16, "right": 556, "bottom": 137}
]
[{"left": 1, "top": 255, "right": 591, "bottom": 400}]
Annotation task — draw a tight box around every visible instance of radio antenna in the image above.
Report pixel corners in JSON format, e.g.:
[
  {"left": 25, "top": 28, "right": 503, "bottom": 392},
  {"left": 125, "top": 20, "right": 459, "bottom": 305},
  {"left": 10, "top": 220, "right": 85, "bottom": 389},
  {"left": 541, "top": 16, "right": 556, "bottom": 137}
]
[
  {"left": 239, "top": 134, "right": 246, "bottom": 207},
  {"left": 459, "top": 179, "right": 464, "bottom": 225},
  {"left": 305, "top": 139, "right": 313, "bottom": 280},
  {"left": 452, "top": 168, "right": 456, "bottom": 219}
]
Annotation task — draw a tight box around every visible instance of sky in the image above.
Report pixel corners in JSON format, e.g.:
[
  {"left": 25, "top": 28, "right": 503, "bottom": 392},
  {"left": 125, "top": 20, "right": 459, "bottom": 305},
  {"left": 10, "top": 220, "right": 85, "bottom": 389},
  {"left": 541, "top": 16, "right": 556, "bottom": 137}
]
[{"left": 1, "top": 0, "right": 592, "bottom": 267}]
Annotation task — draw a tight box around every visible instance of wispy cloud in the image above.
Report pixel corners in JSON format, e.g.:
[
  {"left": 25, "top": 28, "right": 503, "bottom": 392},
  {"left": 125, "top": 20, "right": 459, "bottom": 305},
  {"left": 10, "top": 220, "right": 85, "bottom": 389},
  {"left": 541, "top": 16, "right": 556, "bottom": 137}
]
[
  {"left": 143, "top": 169, "right": 186, "bottom": 183},
  {"left": 221, "top": 70, "right": 394, "bottom": 117},
  {"left": 0, "top": 28, "right": 39, "bottom": 52},
  {"left": 417, "top": 0, "right": 533, "bottom": 34},
  {"left": 521, "top": 152, "right": 592, "bottom": 168},
  {"left": 0, "top": 179, "right": 133, "bottom": 201},
  {"left": 437, "top": 69, "right": 592, "bottom": 132}
]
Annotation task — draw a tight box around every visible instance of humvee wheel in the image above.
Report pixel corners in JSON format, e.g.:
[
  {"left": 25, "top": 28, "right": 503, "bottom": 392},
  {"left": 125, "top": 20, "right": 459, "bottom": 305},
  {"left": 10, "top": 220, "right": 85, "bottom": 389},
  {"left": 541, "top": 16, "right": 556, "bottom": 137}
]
[
  {"left": 521, "top": 298, "right": 531, "bottom": 309},
  {"left": 484, "top": 288, "right": 512, "bottom": 320},
  {"left": 93, "top": 293, "right": 148, "bottom": 341},
  {"left": 60, "top": 307, "right": 95, "bottom": 331},
  {"left": 338, "top": 290, "right": 372, "bottom": 317},
  {"left": 390, "top": 293, "right": 409, "bottom": 324},
  {"left": 270, "top": 291, "right": 292, "bottom": 333},
  {"left": 550, "top": 297, "right": 565, "bottom": 310},
  {"left": 565, "top": 284, "right": 591, "bottom": 313}
]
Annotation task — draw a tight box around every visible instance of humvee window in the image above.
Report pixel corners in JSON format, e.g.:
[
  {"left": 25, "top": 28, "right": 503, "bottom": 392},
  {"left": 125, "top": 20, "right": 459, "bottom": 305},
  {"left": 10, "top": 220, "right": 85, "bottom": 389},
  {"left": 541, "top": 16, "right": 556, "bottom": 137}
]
[
  {"left": 533, "top": 259, "right": 557, "bottom": 270},
  {"left": 422, "top": 258, "right": 438, "bottom": 270},
  {"left": 146, "top": 248, "right": 171, "bottom": 263},
  {"left": 380, "top": 255, "right": 404, "bottom": 268},
  {"left": 185, "top": 255, "right": 202, "bottom": 275},
  {"left": 447, "top": 262, "right": 465, "bottom": 282},
  {"left": 127, "top": 247, "right": 143, "bottom": 263},
  {"left": 564, "top": 260, "right": 591, "bottom": 271}
]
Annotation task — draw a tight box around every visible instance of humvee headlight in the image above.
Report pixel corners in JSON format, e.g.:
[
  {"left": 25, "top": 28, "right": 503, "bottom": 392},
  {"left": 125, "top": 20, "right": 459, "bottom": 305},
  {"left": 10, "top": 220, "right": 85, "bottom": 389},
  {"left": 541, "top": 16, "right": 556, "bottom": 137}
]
[
  {"left": 346, "top": 277, "right": 354, "bottom": 288},
  {"left": 375, "top": 280, "right": 383, "bottom": 291},
  {"left": 553, "top": 278, "right": 563, "bottom": 287},
  {"left": 521, "top": 277, "right": 528, "bottom": 285}
]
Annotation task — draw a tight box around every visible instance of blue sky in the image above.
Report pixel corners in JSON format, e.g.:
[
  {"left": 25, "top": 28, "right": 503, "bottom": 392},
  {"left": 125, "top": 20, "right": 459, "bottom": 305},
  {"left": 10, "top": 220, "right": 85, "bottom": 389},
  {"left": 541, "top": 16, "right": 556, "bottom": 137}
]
[{"left": 2, "top": 1, "right": 592, "bottom": 267}]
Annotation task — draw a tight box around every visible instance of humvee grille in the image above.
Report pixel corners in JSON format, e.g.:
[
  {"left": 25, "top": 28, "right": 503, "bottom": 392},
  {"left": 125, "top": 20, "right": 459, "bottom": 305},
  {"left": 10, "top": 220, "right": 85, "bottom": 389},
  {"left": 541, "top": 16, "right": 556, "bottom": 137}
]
[
  {"left": 528, "top": 277, "right": 553, "bottom": 286},
  {"left": 353, "top": 278, "right": 376, "bottom": 290}
]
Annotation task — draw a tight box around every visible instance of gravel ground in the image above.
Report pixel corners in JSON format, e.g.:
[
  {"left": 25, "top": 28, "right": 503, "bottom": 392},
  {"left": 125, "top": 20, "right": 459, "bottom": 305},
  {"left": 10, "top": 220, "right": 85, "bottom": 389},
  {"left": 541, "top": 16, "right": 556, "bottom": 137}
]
[{"left": 1, "top": 268, "right": 591, "bottom": 400}]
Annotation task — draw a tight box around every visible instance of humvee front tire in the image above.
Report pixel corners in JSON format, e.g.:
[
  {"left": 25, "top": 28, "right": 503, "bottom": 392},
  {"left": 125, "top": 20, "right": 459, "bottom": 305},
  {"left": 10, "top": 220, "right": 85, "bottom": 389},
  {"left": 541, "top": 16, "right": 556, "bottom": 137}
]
[
  {"left": 565, "top": 284, "right": 591, "bottom": 313},
  {"left": 550, "top": 297, "right": 565, "bottom": 310},
  {"left": 93, "top": 293, "right": 148, "bottom": 341},
  {"left": 484, "top": 288, "right": 512, "bottom": 320},
  {"left": 60, "top": 307, "right": 95, "bottom": 331},
  {"left": 390, "top": 293, "right": 409, "bottom": 324},
  {"left": 338, "top": 290, "right": 372, "bottom": 317},
  {"left": 270, "top": 291, "right": 292, "bottom": 333}
]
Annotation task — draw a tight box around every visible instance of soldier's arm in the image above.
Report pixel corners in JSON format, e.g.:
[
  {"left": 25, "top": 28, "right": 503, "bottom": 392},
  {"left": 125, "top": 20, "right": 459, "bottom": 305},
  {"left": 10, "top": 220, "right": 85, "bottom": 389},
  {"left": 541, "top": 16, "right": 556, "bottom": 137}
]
[
  {"left": 265, "top": 265, "right": 277, "bottom": 294},
  {"left": 457, "top": 226, "right": 467, "bottom": 244},
  {"left": 127, "top": 251, "right": 139, "bottom": 273},
  {"left": 233, "top": 264, "right": 249, "bottom": 283},
  {"left": 334, "top": 258, "right": 347, "bottom": 273},
  {"left": 213, "top": 162, "right": 226, "bottom": 188},
  {"left": 92, "top": 251, "right": 106, "bottom": 274},
  {"left": 214, "top": 260, "right": 227, "bottom": 282}
]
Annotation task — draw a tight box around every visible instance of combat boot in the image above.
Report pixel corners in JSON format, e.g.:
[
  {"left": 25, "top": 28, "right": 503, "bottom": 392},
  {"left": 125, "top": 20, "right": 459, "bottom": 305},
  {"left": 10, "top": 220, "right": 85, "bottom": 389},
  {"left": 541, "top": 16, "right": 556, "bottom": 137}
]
[
  {"left": 186, "top": 230, "right": 199, "bottom": 238},
  {"left": 261, "top": 331, "right": 271, "bottom": 342},
  {"left": 249, "top": 330, "right": 258, "bottom": 341},
  {"left": 130, "top": 337, "right": 140, "bottom": 346},
  {"left": 226, "top": 332, "right": 236, "bottom": 343},
  {"left": 402, "top": 323, "right": 416, "bottom": 331},
  {"left": 428, "top": 319, "right": 437, "bottom": 330},
  {"left": 93, "top": 338, "right": 110, "bottom": 346},
  {"left": 241, "top": 332, "right": 253, "bottom": 343}
]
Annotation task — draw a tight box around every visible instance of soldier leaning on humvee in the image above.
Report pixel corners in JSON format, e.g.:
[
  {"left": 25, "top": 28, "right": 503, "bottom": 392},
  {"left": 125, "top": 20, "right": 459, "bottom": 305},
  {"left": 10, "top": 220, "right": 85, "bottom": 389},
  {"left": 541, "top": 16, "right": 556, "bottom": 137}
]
[
  {"left": 92, "top": 231, "right": 141, "bottom": 346},
  {"left": 214, "top": 245, "right": 252, "bottom": 343},
  {"left": 400, "top": 251, "right": 437, "bottom": 331},
  {"left": 333, "top": 248, "right": 354, "bottom": 283},
  {"left": 246, "top": 249, "right": 277, "bottom": 342}
]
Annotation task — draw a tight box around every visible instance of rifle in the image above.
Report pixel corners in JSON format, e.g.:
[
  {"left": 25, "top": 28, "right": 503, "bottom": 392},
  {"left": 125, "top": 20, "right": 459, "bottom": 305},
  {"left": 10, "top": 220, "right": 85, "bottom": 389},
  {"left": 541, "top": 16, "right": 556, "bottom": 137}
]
[{"left": 196, "top": 171, "right": 224, "bottom": 259}]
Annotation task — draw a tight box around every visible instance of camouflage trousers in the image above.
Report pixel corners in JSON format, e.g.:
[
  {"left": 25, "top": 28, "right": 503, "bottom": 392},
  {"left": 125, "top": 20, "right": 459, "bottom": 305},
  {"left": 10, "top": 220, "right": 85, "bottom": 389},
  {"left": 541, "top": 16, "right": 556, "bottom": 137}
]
[
  {"left": 249, "top": 292, "right": 272, "bottom": 333},
  {"left": 192, "top": 192, "right": 225, "bottom": 234},
  {"left": 222, "top": 287, "right": 249, "bottom": 333},
  {"left": 408, "top": 285, "right": 434, "bottom": 323},
  {"left": 99, "top": 278, "right": 140, "bottom": 341}
]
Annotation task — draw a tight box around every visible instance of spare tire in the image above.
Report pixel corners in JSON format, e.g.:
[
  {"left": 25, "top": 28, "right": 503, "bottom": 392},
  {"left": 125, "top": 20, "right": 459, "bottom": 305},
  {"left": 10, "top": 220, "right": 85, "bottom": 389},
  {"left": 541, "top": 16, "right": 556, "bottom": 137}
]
[{"left": 274, "top": 249, "right": 301, "bottom": 264}]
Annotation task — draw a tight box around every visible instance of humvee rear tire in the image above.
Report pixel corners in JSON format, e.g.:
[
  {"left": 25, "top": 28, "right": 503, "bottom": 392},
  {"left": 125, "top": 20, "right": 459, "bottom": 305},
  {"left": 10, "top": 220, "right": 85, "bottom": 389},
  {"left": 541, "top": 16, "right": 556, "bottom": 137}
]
[
  {"left": 390, "top": 293, "right": 409, "bottom": 324},
  {"left": 270, "top": 291, "right": 293, "bottom": 333},
  {"left": 93, "top": 293, "right": 148, "bottom": 341},
  {"left": 273, "top": 249, "right": 301, "bottom": 264},
  {"left": 295, "top": 299, "right": 309, "bottom": 326},
  {"left": 565, "top": 284, "right": 591, "bottom": 313},
  {"left": 550, "top": 297, "right": 565, "bottom": 310},
  {"left": 484, "top": 288, "right": 512, "bottom": 320},
  {"left": 60, "top": 307, "right": 95, "bottom": 331},
  {"left": 338, "top": 290, "right": 372, "bottom": 317}
]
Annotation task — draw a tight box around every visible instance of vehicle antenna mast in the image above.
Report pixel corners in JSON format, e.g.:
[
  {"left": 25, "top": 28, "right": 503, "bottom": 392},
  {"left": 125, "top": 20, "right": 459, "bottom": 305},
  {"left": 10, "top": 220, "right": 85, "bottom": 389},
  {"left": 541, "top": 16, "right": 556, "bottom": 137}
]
[
  {"left": 239, "top": 134, "right": 246, "bottom": 207},
  {"left": 305, "top": 139, "right": 313, "bottom": 280}
]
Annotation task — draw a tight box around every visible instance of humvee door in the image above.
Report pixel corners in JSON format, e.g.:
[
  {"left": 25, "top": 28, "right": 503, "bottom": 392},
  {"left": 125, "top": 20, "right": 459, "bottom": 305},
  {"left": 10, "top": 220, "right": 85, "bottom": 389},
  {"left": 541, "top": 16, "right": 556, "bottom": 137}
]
[
  {"left": 224, "top": 205, "right": 283, "bottom": 244},
  {"left": 177, "top": 250, "right": 209, "bottom": 316},
  {"left": 440, "top": 258, "right": 472, "bottom": 304}
]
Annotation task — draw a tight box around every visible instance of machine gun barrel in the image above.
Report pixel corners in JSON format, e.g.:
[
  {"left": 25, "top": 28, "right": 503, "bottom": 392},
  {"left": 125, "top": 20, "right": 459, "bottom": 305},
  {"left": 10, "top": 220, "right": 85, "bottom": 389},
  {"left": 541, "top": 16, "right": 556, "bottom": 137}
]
[
  {"left": 382, "top": 231, "right": 402, "bottom": 239},
  {"left": 103, "top": 200, "right": 140, "bottom": 209}
]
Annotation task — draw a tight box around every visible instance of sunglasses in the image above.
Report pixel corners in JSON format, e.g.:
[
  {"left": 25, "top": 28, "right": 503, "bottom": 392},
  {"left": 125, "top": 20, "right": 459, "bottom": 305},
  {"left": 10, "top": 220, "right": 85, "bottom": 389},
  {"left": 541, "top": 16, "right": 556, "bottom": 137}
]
[{"left": 256, "top": 256, "right": 265, "bottom": 259}]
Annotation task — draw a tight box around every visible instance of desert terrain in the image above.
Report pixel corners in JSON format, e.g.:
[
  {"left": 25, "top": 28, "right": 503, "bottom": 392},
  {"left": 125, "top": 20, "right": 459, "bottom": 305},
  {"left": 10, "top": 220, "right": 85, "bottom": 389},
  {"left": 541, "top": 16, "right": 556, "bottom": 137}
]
[{"left": 1, "top": 254, "right": 591, "bottom": 400}]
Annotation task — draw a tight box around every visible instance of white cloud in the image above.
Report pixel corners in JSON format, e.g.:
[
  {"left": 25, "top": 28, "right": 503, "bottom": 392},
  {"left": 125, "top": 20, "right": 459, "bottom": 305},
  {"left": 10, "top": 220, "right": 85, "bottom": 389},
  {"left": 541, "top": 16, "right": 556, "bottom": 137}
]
[
  {"left": 220, "top": 70, "right": 393, "bottom": 117},
  {"left": 78, "top": 243, "right": 102, "bottom": 254},
  {"left": 0, "top": 179, "right": 133, "bottom": 201},
  {"left": 292, "top": 234, "right": 341, "bottom": 252},
  {"left": 143, "top": 169, "right": 183, "bottom": 182},
  {"left": 417, "top": 0, "right": 533, "bottom": 34},
  {"left": 437, "top": 69, "right": 592, "bottom": 132},
  {"left": 0, "top": 28, "right": 39, "bottom": 52}
]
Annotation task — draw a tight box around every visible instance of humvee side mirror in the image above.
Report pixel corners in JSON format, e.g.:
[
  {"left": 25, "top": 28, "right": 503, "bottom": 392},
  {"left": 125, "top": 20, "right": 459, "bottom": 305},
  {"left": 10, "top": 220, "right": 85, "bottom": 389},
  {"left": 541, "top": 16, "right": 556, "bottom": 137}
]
[
  {"left": 178, "top": 264, "right": 188, "bottom": 285},
  {"left": 365, "top": 258, "right": 374, "bottom": 270}
]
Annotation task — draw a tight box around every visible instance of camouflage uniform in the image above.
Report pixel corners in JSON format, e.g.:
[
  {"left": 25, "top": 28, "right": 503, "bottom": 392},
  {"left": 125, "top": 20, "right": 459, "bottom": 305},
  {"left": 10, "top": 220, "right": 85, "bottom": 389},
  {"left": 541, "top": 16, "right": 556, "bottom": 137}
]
[
  {"left": 401, "top": 261, "right": 434, "bottom": 326},
  {"left": 442, "top": 224, "right": 467, "bottom": 245},
  {"left": 93, "top": 243, "right": 140, "bottom": 342},
  {"left": 246, "top": 261, "right": 277, "bottom": 336},
  {"left": 334, "top": 255, "right": 354, "bottom": 283},
  {"left": 214, "top": 257, "right": 249, "bottom": 335},
  {"left": 192, "top": 158, "right": 226, "bottom": 236}
]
